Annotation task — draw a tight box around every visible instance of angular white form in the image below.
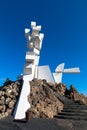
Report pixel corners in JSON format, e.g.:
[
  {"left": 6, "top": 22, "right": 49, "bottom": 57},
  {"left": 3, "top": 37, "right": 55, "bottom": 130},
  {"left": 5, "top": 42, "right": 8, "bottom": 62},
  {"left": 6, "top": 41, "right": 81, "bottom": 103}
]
[
  {"left": 53, "top": 73, "right": 62, "bottom": 83},
  {"left": 38, "top": 66, "right": 54, "bottom": 83},
  {"left": 13, "top": 21, "right": 44, "bottom": 120},
  {"left": 13, "top": 75, "right": 31, "bottom": 119},
  {"left": 55, "top": 63, "right": 65, "bottom": 72},
  {"left": 63, "top": 68, "right": 80, "bottom": 73},
  {"left": 31, "top": 21, "right": 36, "bottom": 27},
  {"left": 25, "top": 28, "right": 30, "bottom": 34},
  {"left": 53, "top": 63, "right": 80, "bottom": 83}
]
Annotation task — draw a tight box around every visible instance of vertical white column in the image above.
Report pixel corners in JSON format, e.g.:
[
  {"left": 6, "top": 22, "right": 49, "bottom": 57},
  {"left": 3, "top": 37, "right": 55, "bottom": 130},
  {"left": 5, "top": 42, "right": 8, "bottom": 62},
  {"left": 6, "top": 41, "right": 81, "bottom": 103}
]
[{"left": 13, "top": 21, "right": 44, "bottom": 119}]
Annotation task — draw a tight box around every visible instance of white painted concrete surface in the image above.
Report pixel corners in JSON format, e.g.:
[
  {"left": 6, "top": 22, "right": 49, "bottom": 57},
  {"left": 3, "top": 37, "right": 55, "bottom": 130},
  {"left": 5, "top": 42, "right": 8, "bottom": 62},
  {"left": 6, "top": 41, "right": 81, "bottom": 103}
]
[
  {"left": 53, "top": 73, "right": 62, "bottom": 83},
  {"left": 38, "top": 66, "right": 54, "bottom": 83},
  {"left": 63, "top": 67, "right": 80, "bottom": 73},
  {"left": 13, "top": 75, "right": 32, "bottom": 119},
  {"left": 53, "top": 63, "right": 80, "bottom": 83}
]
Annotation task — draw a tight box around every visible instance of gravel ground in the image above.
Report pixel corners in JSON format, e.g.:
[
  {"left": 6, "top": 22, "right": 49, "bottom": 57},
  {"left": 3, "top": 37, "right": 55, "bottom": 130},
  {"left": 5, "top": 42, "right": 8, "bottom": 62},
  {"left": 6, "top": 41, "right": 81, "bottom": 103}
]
[{"left": 0, "top": 115, "right": 87, "bottom": 130}]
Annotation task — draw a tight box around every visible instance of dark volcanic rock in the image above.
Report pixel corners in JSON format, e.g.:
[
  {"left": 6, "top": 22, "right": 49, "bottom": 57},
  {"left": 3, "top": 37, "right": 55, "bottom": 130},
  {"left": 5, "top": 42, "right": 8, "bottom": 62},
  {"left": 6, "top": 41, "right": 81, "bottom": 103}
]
[
  {"left": 55, "top": 83, "right": 66, "bottom": 96},
  {"left": 0, "top": 79, "right": 23, "bottom": 119},
  {"left": 0, "top": 77, "right": 87, "bottom": 121},
  {"left": 28, "top": 79, "right": 63, "bottom": 119},
  {"left": 65, "top": 85, "right": 87, "bottom": 105}
]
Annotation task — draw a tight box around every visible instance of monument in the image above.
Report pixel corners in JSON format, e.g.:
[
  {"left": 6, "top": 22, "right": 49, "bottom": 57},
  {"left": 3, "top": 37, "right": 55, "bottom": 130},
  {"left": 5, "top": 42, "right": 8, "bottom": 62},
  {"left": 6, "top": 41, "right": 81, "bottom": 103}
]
[
  {"left": 13, "top": 22, "right": 80, "bottom": 119},
  {"left": 13, "top": 22, "right": 45, "bottom": 119}
]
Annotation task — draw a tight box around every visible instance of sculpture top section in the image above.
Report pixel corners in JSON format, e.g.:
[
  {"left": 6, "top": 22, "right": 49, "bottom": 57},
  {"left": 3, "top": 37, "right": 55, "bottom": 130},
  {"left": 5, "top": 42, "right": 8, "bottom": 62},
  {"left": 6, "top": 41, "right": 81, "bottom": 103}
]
[{"left": 25, "top": 22, "right": 44, "bottom": 54}]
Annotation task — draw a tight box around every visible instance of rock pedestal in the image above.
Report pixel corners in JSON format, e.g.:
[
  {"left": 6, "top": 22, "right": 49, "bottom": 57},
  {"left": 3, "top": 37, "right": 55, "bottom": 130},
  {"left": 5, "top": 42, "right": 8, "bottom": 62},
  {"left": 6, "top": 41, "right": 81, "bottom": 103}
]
[{"left": 28, "top": 79, "right": 63, "bottom": 119}]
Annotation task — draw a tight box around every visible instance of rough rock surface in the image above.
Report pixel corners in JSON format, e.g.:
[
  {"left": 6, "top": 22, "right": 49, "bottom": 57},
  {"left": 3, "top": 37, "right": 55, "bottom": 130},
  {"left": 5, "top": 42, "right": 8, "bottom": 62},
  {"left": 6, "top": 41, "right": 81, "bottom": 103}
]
[
  {"left": 0, "top": 78, "right": 87, "bottom": 120},
  {"left": 0, "top": 79, "right": 22, "bottom": 119},
  {"left": 65, "top": 85, "right": 87, "bottom": 105},
  {"left": 28, "top": 79, "right": 63, "bottom": 119},
  {"left": 55, "top": 83, "right": 66, "bottom": 96}
]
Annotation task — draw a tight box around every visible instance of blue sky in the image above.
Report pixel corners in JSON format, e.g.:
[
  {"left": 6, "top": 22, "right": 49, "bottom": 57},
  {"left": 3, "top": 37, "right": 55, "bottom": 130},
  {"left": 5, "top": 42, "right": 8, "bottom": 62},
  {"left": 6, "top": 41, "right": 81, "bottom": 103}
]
[{"left": 0, "top": 0, "right": 87, "bottom": 95}]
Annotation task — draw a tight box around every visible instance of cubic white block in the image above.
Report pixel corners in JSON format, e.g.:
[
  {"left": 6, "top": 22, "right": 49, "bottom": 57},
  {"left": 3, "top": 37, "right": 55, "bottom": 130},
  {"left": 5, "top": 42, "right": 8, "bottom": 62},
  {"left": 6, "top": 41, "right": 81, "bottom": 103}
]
[
  {"left": 31, "top": 21, "right": 36, "bottom": 27},
  {"left": 24, "top": 63, "right": 35, "bottom": 77},
  {"left": 25, "top": 28, "right": 30, "bottom": 34},
  {"left": 32, "top": 26, "right": 41, "bottom": 31},
  {"left": 26, "top": 54, "right": 40, "bottom": 65},
  {"left": 26, "top": 48, "right": 40, "bottom": 56},
  {"left": 24, "top": 66, "right": 32, "bottom": 75},
  {"left": 39, "top": 33, "right": 44, "bottom": 40},
  {"left": 26, "top": 53, "right": 35, "bottom": 62}
]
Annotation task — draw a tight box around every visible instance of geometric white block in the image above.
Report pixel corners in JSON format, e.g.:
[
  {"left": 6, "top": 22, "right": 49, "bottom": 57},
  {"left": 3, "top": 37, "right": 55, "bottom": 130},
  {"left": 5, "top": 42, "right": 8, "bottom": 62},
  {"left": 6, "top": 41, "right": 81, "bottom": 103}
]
[
  {"left": 34, "top": 65, "right": 38, "bottom": 78},
  {"left": 53, "top": 63, "right": 80, "bottom": 84},
  {"left": 33, "top": 26, "right": 41, "bottom": 31},
  {"left": 34, "top": 48, "right": 40, "bottom": 55},
  {"left": 63, "top": 67, "right": 80, "bottom": 73},
  {"left": 24, "top": 67, "right": 32, "bottom": 75},
  {"left": 38, "top": 65, "right": 54, "bottom": 83},
  {"left": 27, "top": 48, "right": 40, "bottom": 55},
  {"left": 55, "top": 63, "right": 65, "bottom": 72},
  {"left": 26, "top": 53, "right": 35, "bottom": 62},
  {"left": 39, "top": 33, "right": 44, "bottom": 40},
  {"left": 25, "top": 28, "right": 30, "bottom": 34},
  {"left": 39, "top": 34, "right": 44, "bottom": 49},
  {"left": 13, "top": 75, "right": 32, "bottom": 119},
  {"left": 39, "top": 41, "right": 43, "bottom": 50},
  {"left": 25, "top": 54, "right": 40, "bottom": 65},
  {"left": 34, "top": 56, "right": 40, "bottom": 66},
  {"left": 53, "top": 72, "right": 63, "bottom": 83},
  {"left": 31, "top": 22, "right": 36, "bottom": 28},
  {"left": 24, "top": 63, "right": 35, "bottom": 77}
]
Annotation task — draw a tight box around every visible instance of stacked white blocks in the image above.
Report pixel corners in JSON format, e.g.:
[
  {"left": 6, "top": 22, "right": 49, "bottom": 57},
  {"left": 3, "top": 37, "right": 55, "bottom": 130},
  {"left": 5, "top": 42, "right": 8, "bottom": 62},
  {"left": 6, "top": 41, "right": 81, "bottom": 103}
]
[{"left": 13, "top": 22, "right": 44, "bottom": 119}]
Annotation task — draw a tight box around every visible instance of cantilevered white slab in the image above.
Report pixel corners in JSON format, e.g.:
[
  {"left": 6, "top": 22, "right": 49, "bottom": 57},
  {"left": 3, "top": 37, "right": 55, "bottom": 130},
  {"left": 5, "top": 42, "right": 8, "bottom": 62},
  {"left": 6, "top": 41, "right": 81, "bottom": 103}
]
[
  {"left": 38, "top": 65, "right": 54, "bottom": 83},
  {"left": 63, "top": 68, "right": 80, "bottom": 73}
]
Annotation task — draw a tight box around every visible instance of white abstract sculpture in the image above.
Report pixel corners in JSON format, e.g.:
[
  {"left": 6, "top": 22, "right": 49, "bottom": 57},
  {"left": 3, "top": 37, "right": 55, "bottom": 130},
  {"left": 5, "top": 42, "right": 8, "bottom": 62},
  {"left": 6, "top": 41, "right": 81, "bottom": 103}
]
[
  {"left": 13, "top": 22, "right": 44, "bottom": 119},
  {"left": 13, "top": 21, "right": 80, "bottom": 120},
  {"left": 38, "top": 65, "right": 54, "bottom": 83},
  {"left": 53, "top": 63, "right": 80, "bottom": 83}
]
